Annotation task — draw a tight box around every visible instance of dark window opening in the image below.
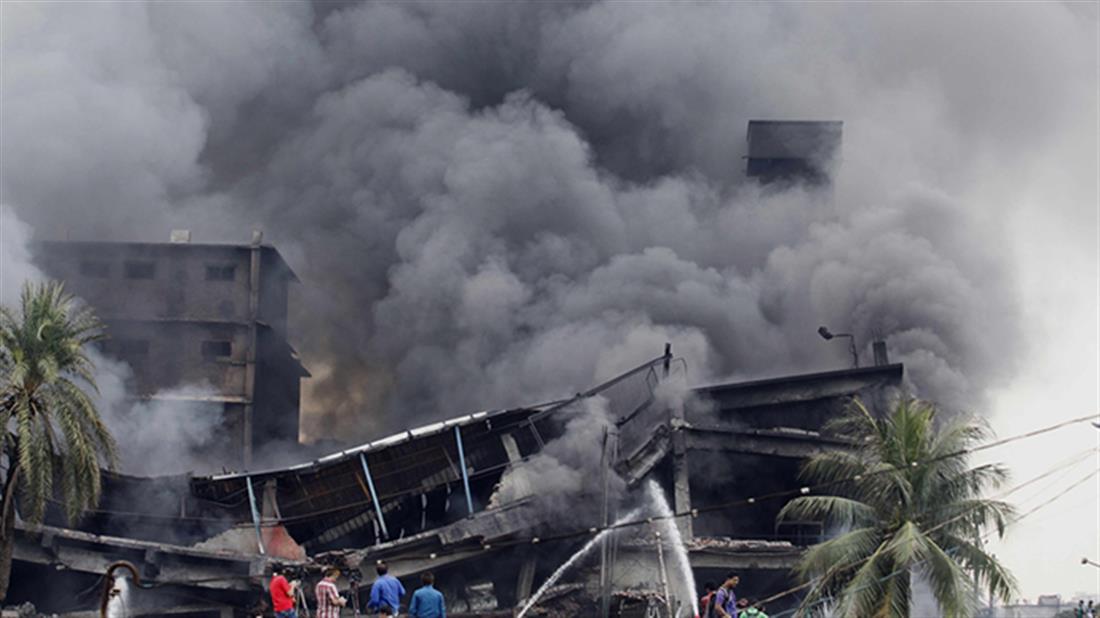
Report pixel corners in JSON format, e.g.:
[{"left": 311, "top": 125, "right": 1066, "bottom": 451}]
[
  {"left": 124, "top": 260, "right": 156, "bottom": 279},
  {"left": 201, "top": 340, "right": 232, "bottom": 360},
  {"left": 205, "top": 264, "right": 236, "bottom": 281}
]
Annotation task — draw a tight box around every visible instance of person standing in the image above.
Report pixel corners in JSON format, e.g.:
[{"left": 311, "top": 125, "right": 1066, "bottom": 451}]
[
  {"left": 699, "top": 581, "right": 717, "bottom": 617},
  {"left": 1076, "top": 600, "right": 1086, "bottom": 618},
  {"left": 368, "top": 561, "right": 406, "bottom": 616},
  {"left": 712, "top": 573, "right": 740, "bottom": 618},
  {"left": 270, "top": 564, "right": 299, "bottom": 618},
  {"left": 408, "top": 572, "right": 446, "bottom": 618},
  {"left": 316, "top": 567, "right": 348, "bottom": 618}
]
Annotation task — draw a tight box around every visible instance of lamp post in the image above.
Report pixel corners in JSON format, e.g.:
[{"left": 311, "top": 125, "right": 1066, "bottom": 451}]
[{"left": 818, "top": 326, "right": 859, "bottom": 368}]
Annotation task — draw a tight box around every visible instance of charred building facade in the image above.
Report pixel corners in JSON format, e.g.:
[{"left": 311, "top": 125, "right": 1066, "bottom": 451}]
[
  {"left": 34, "top": 234, "right": 309, "bottom": 470},
  {"left": 10, "top": 352, "right": 904, "bottom": 616}
]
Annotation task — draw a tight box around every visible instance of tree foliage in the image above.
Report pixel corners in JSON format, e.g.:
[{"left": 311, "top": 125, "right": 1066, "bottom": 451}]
[
  {"left": 0, "top": 280, "right": 117, "bottom": 524},
  {"left": 778, "top": 398, "right": 1017, "bottom": 617}
]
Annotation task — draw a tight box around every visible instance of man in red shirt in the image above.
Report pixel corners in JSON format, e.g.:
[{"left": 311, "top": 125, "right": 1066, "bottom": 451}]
[{"left": 270, "top": 564, "right": 299, "bottom": 618}]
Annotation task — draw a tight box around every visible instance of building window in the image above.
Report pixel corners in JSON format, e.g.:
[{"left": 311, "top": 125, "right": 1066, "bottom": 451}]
[
  {"left": 205, "top": 264, "right": 236, "bottom": 281},
  {"left": 79, "top": 260, "right": 110, "bottom": 278},
  {"left": 201, "top": 340, "right": 232, "bottom": 360},
  {"left": 124, "top": 260, "right": 156, "bottom": 279},
  {"left": 116, "top": 339, "right": 150, "bottom": 359}
]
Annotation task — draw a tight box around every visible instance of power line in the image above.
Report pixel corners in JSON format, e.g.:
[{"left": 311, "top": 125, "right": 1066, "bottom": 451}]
[
  {"left": 767, "top": 466, "right": 1100, "bottom": 618},
  {"left": 756, "top": 450, "right": 1100, "bottom": 612},
  {"left": 324, "top": 414, "right": 1100, "bottom": 563}
]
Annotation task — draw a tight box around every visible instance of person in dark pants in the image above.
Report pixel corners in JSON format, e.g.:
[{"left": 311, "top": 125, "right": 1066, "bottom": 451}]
[{"left": 408, "top": 572, "right": 446, "bottom": 618}]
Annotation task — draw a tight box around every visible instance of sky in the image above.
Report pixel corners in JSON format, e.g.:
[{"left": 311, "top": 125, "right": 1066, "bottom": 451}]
[{"left": 0, "top": 0, "right": 1097, "bottom": 602}]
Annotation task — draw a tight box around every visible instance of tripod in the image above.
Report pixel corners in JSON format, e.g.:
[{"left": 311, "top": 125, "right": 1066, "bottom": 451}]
[
  {"left": 347, "top": 578, "right": 362, "bottom": 617},
  {"left": 294, "top": 581, "right": 312, "bottom": 618}
]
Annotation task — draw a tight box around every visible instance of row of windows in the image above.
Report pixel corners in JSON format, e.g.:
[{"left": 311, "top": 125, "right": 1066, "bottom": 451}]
[
  {"left": 103, "top": 339, "right": 233, "bottom": 360},
  {"left": 78, "top": 260, "right": 238, "bottom": 281}
]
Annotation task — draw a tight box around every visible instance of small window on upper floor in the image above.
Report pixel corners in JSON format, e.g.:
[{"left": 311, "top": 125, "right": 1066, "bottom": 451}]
[
  {"left": 205, "top": 264, "right": 237, "bottom": 281},
  {"left": 124, "top": 260, "right": 156, "bottom": 279},
  {"left": 79, "top": 260, "right": 110, "bottom": 278},
  {"left": 201, "top": 340, "right": 232, "bottom": 360}
]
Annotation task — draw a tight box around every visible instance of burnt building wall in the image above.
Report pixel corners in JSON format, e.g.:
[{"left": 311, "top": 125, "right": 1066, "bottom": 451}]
[{"left": 34, "top": 239, "right": 308, "bottom": 468}]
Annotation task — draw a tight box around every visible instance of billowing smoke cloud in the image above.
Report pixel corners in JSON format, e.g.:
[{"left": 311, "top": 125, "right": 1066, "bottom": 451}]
[{"left": 3, "top": 2, "right": 1094, "bottom": 443}]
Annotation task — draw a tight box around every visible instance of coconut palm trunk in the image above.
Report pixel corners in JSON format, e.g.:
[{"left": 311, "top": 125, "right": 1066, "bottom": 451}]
[
  {"left": 778, "top": 398, "right": 1017, "bottom": 618},
  {"left": 0, "top": 281, "right": 118, "bottom": 600}
]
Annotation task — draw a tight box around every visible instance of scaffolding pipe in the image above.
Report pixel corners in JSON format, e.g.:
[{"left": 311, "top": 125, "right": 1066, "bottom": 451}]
[
  {"left": 655, "top": 530, "right": 673, "bottom": 618},
  {"left": 454, "top": 426, "right": 475, "bottom": 515},
  {"left": 245, "top": 476, "right": 266, "bottom": 555},
  {"left": 359, "top": 452, "right": 390, "bottom": 540}
]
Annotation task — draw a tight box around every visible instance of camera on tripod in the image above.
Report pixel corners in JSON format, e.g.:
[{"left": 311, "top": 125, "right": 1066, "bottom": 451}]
[{"left": 273, "top": 562, "right": 307, "bottom": 582}]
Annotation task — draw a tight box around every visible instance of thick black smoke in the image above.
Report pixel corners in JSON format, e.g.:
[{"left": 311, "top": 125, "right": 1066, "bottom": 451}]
[{"left": 3, "top": 2, "right": 1093, "bottom": 442}]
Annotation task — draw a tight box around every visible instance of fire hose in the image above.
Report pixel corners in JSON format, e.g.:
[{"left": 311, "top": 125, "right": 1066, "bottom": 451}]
[{"left": 99, "top": 561, "right": 141, "bottom": 618}]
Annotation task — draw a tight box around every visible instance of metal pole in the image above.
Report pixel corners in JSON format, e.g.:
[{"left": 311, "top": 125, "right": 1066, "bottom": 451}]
[
  {"left": 245, "top": 476, "right": 265, "bottom": 555},
  {"left": 599, "top": 428, "right": 612, "bottom": 617},
  {"left": 454, "top": 426, "right": 475, "bottom": 515},
  {"left": 655, "top": 530, "right": 673, "bottom": 618},
  {"left": 359, "top": 452, "right": 390, "bottom": 540}
]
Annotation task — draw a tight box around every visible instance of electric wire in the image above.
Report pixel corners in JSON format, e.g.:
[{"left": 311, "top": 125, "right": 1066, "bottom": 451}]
[
  {"left": 766, "top": 465, "right": 1100, "bottom": 617},
  {"left": 27, "top": 409, "right": 1098, "bottom": 612},
  {"left": 754, "top": 449, "right": 1100, "bottom": 613},
  {"left": 36, "top": 410, "right": 1100, "bottom": 586}
]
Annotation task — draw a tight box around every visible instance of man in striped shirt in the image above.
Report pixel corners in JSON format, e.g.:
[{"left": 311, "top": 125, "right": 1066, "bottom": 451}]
[{"left": 315, "top": 567, "right": 348, "bottom": 618}]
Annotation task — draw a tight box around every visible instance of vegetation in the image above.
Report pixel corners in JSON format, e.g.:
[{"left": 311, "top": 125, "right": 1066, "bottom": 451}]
[
  {"left": 778, "top": 398, "right": 1017, "bottom": 617},
  {"left": 0, "top": 281, "right": 117, "bottom": 600}
]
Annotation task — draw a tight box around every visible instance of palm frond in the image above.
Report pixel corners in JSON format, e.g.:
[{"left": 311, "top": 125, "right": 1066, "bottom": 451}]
[
  {"left": 783, "top": 396, "right": 1018, "bottom": 617},
  {"left": 1, "top": 280, "right": 115, "bottom": 526}
]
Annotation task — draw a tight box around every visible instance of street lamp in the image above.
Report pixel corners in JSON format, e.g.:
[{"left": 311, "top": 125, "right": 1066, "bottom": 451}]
[
  {"left": 818, "top": 326, "right": 859, "bottom": 368},
  {"left": 1083, "top": 557, "right": 1100, "bottom": 569}
]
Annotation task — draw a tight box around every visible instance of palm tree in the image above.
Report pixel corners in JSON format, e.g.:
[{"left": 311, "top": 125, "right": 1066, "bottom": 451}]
[
  {"left": 0, "top": 281, "right": 118, "bottom": 600},
  {"left": 778, "top": 398, "right": 1017, "bottom": 617}
]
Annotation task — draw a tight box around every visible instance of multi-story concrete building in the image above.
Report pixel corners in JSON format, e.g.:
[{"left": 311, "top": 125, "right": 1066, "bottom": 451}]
[{"left": 35, "top": 233, "right": 309, "bottom": 469}]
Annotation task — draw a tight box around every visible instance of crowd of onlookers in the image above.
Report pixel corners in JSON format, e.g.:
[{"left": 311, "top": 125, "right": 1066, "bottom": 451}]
[
  {"left": 266, "top": 562, "right": 780, "bottom": 618},
  {"left": 268, "top": 561, "right": 445, "bottom": 618}
]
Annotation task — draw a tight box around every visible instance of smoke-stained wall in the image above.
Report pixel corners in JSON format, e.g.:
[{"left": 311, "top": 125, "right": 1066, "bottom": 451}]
[{"left": 3, "top": 2, "right": 1094, "bottom": 442}]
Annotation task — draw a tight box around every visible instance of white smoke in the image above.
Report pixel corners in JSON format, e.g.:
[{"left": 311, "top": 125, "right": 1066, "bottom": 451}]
[{"left": 490, "top": 396, "right": 628, "bottom": 529}]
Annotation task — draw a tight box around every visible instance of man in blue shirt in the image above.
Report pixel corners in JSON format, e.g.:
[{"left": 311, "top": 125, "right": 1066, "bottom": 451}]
[
  {"left": 368, "top": 562, "right": 406, "bottom": 616},
  {"left": 408, "top": 572, "right": 446, "bottom": 618}
]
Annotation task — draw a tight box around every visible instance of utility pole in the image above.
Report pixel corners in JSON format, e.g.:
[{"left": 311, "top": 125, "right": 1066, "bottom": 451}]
[{"left": 599, "top": 428, "right": 614, "bottom": 617}]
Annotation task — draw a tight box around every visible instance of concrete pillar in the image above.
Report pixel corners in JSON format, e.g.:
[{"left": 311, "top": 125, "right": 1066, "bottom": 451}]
[
  {"left": 516, "top": 556, "right": 538, "bottom": 602},
  {"left": 262, "top": 479, "right": 281, "bottom": 520},
  {"left": 501, "top": 432, "right": 522, "bottom": 462},
  {"left": 670, "top": 419, "right": 693, "bottom": 540}
]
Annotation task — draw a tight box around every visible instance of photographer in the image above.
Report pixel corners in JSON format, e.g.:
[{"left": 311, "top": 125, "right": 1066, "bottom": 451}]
[
  {"left": 270, "top": 564, "right": 300, "bottom": 618},
  {"left": 315, "top": 566, "right": 348, "bottom": 618}
]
